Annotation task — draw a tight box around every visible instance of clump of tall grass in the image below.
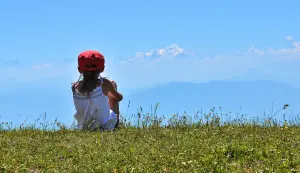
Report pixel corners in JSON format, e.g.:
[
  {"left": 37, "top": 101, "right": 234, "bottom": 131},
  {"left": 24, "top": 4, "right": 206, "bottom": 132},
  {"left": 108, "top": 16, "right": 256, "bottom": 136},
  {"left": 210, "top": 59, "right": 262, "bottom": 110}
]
[
  {"left": 1, "top": 102, "right": 296, "bottom": 131},
  {"left": 118, "top": 102, "right": 296, "bottom": 129}
]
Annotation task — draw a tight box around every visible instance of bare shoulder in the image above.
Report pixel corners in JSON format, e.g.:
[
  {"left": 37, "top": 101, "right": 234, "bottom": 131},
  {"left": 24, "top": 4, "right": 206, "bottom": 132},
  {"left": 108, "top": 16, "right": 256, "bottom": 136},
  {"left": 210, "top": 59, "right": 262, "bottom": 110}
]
[
  {"left": 71, "top": 82, "right": 78, "bottom": 93},
  {"left": 102, "top": 77, "right": 123, "bottom": 101},
  {"left": 102, "top": 77, "right": 110, "bottom": 82},
  {"left": 71, "top": 81, "right": 84, "bottom": 93},
  {"left": 102, "top": 77, "right": 113, "bottom": 86},
  {"left": 71, "top": 81, "right": 81, "bottom": 88}
]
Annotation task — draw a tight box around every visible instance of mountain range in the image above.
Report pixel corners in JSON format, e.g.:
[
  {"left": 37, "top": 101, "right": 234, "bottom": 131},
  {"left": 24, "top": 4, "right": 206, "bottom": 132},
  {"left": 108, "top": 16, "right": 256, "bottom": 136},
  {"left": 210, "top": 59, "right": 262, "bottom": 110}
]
[
  {"left": 120, "top": 80, "right": 300, "bottom": 122},
  {"left": 1, "top": 80, "right": 299, "bottom": 125}
]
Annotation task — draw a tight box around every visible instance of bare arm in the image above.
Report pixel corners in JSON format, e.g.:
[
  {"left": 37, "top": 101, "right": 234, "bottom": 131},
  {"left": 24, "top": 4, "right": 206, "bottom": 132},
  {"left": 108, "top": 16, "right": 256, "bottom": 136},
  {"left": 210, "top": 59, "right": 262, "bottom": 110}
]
[{"left": 104, "top": 79, "right": 123, "bottom": 102}]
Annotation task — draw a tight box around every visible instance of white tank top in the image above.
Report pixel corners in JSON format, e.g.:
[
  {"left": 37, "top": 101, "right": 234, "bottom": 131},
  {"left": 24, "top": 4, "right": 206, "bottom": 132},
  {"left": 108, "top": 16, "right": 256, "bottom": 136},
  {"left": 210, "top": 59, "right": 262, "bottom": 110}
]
[{"left": 72, "top": 77, "right": 111, "bottom": 130}]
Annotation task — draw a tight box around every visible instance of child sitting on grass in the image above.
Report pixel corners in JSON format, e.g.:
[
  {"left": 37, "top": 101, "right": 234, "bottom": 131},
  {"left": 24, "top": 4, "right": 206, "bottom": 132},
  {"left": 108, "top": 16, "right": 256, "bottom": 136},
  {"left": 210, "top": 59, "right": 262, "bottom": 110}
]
[{"left": 71, "top": 50, "right": 123, "bottom": 131}]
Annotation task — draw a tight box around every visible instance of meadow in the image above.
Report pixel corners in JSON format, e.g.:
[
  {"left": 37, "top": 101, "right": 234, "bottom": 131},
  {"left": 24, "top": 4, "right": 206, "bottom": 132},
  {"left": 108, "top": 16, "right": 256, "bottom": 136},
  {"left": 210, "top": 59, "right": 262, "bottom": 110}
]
[{"left": 1, "top": 104, "right": 300, "bottom": 172}]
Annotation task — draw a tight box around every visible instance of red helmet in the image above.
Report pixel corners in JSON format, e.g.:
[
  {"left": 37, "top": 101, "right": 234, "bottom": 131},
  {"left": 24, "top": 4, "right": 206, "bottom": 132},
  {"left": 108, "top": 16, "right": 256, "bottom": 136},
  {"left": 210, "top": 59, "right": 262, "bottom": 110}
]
[{"left": 77, "top": 50, "right": 105, "bottom": 72}]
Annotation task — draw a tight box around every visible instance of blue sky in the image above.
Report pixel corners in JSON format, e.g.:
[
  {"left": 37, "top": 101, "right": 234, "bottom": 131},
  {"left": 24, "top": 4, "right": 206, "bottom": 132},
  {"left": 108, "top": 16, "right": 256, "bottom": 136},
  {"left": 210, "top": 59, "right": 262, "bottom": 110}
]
[{"left": 0, "top": 0, "right": 300, "bottom": 125}]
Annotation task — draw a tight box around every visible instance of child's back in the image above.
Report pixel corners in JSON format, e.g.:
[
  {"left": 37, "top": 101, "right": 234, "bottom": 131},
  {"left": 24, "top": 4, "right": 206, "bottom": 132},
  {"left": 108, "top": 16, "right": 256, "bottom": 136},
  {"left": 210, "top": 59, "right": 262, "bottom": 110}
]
[{"left": 72, "top": 50, "right": 123, "bottom": 131}]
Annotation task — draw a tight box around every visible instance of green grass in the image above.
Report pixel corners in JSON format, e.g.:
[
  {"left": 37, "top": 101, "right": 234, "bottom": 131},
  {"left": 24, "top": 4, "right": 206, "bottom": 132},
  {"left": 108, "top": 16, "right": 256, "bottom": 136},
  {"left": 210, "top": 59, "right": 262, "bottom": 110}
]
[{"left": 1, "top": 105, "right": 300, "bottom": 172}]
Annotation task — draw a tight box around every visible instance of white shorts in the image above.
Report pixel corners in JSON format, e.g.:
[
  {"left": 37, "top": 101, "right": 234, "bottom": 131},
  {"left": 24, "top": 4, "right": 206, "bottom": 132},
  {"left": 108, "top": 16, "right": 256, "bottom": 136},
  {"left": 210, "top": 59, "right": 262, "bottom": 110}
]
[
  {"left": 101, "top": 110, "right": 118, "bottom": 131},
  {"left": 76, "top": 109, "right": 118, "bottom": 131}
]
